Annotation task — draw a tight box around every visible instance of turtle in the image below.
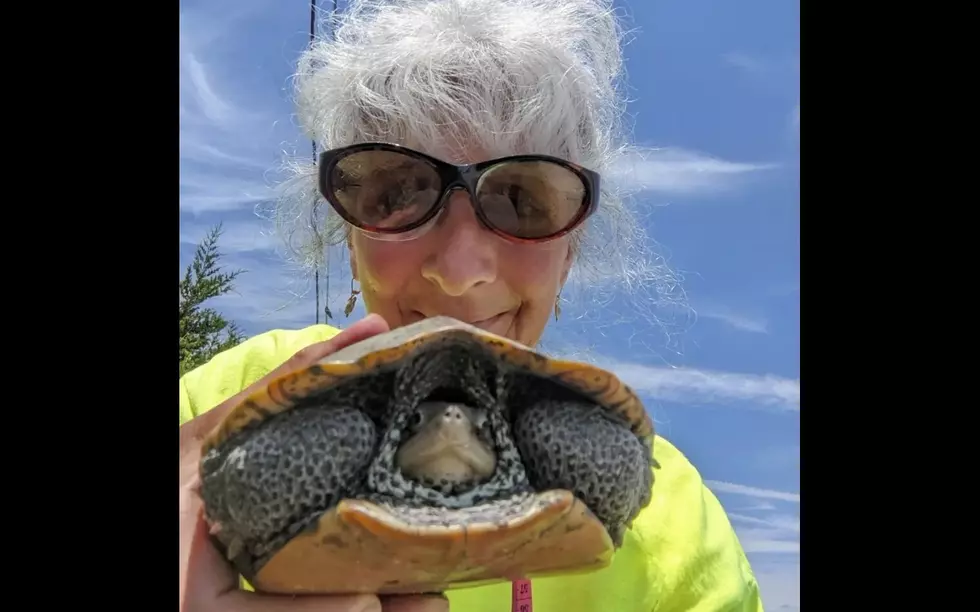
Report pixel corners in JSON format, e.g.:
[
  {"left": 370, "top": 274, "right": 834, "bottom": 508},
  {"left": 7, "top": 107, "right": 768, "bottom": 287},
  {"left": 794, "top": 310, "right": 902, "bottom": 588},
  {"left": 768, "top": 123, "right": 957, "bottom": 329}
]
[{"left": 198, "top": 316, "right": 658, "bottom": 596}]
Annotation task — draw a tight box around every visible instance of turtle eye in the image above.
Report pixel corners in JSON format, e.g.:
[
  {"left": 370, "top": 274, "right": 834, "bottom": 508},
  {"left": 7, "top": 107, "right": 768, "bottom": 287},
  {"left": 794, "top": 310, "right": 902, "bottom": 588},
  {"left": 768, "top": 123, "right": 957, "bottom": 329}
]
[{"left": 409, "top": 410, "right": 424, "bottom": 429}]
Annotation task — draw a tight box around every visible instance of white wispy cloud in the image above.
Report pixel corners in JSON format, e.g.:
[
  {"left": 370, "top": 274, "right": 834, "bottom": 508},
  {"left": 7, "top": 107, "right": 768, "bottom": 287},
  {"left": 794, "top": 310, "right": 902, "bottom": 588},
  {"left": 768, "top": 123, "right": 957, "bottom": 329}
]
[
  {"left": 727, "top": 512, "right": 799, "bottom": 531},
  {"left": 705, "top": 479, "right": 799, "bottom": 503},
  {"left": 179, "top": 209, "right": 358, "bottom": 336},
  {"left": 695, "top": 303, "right": 769, "bottom": 334},
  {"left": 181, "top": 244, "right": 359, "bottom": 337},
  {"left": 738, "top": 532, "right": 800, "bottom": 555},
  {"left": 705, "top": 477, "right": 800, "bottom": 608},
  {"left": 722, "top": 51, "right": 771, "bottom": 76},
  {"left": 735, "top": 500, "right": 777, "bottom": 512},
  {"left": 751, "top": 444, "right": 800, "bottom": 474},
  {"left": 179, "top": 218, "right": 279, "bottom": 253},
  {"left": 593, "top": 358, "right": 800, "bottom": 412},
  {"left": 179, "top": 5, "right": 288, "bottom": 216},
  {"left": 722, "top": 51, "right": 799, "bottom": 85},
  {"left": 753, "top": 560, "right": 800, "bottom": 611},
  {"left": 611, "top": 148, "right": 778, "bottom": 197},
  {"left": 706, "top": 479, "right": 800, "bottom": 612}
]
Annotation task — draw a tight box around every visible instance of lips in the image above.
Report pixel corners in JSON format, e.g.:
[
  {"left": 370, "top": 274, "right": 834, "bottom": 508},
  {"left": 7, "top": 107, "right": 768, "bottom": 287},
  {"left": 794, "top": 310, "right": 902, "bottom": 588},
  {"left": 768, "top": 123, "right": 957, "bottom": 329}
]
[
  {"left": 470, "top": 312, "right": 507, "bottom": 327},
  {"left": 412, "top": 309, "right": 514, "bottom": 332}
]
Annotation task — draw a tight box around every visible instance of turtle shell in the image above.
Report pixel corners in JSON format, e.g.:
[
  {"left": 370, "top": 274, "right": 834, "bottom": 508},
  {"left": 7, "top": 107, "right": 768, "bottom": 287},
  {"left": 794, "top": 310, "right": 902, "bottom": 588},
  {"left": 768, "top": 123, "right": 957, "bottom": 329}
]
[{"left": 199, "top": 316, "right": 656, "bottom": 595}]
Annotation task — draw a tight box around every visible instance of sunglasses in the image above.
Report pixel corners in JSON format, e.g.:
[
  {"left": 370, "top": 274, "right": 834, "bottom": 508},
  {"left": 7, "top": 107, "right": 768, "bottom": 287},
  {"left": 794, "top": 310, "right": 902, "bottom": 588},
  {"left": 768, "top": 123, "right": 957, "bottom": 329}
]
[{"left": 317, "top": 143, "right": 600, "bottom": 243}]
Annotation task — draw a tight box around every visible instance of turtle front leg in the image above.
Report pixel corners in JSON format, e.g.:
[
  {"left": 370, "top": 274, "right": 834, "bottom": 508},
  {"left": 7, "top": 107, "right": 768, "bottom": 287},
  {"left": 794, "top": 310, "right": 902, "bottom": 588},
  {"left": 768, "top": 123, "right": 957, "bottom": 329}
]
[
  {"left": 510, "top": 399, "right": 654, "bottom": 546},
  {"left": 199, "top": 405, "right": 378, "bottom": 568}
]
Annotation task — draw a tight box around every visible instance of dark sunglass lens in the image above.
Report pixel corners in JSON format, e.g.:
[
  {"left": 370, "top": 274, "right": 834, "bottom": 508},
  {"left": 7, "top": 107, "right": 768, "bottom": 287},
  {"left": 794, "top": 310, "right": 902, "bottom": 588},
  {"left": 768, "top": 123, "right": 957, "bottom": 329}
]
[
  {"left": 476, "top": 160, "right": 589, "bottom": 239},
  {"left": 328, "top": 150, "right": 442, "bottom": 231}
]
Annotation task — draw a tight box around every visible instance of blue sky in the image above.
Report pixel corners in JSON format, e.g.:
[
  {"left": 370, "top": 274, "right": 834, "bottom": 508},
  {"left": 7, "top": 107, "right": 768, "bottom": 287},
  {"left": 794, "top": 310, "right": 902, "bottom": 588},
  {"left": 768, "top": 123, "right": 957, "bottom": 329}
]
[{"left": 179, "top": 0, "right": 800, "bottom": 608}]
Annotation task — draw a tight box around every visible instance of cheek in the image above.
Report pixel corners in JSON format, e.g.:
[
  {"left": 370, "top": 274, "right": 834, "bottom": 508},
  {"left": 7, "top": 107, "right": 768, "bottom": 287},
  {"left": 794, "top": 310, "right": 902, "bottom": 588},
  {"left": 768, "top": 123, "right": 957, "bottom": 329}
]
[
  {"left": 352, "top": 235, "right": 425, "bottom": 298},
  {"left": 498, "top": 240, "right": 570, "bottom": 299}
]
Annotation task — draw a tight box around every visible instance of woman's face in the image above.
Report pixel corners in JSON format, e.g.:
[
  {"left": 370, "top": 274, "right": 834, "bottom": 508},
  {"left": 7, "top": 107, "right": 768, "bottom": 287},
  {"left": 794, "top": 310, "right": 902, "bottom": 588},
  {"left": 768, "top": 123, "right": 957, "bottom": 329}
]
[{"left": 347, "top": 150, "right": 575, "bottom": 347}]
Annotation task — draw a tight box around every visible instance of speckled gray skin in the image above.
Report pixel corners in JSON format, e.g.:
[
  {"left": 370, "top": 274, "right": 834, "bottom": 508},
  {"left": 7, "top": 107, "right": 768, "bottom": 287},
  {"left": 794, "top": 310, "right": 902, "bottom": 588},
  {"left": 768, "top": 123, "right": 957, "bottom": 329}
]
[
  {"left": 511, "top": 398, "right": 653, "bottom": 545},
  {"left": 200, "top": 403, "right": 378, "bottom": 564},
  {"left": 199, "top": 339, "right": 653, "bottom": 575},
  {"left": 364, "top": 346, "right": 532, "bottom": 509}
]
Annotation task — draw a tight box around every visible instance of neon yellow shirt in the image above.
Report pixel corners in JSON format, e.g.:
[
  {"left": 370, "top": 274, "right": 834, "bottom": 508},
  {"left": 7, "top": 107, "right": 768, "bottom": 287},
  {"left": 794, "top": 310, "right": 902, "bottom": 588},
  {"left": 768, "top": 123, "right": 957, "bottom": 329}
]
[{"left": 179, "top": 324, "right": 765, "bottom": 612}]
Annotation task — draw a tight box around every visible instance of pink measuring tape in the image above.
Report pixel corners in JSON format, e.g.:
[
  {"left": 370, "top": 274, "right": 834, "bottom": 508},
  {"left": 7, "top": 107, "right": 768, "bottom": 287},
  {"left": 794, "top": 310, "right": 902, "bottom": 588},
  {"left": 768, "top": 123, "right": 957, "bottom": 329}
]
[{"left": 511, "top": 579, "right": 533, "bottom": 612}]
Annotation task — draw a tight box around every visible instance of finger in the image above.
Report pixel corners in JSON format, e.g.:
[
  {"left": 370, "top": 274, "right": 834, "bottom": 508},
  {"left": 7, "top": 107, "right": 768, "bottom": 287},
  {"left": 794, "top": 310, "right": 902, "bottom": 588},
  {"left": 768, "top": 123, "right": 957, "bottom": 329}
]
[
  {"left": 285, "top": 314, "right": 390, "bottom": 368},
  {"left": 181, "top": 497, "right": 241, "bottom": 606},
  {"left": 221, "top": 590, "right": 382, "bottom": 612},
  {"left": 181, "top": 491, "right": 384, "bottom": 612},
  {"left": 380, "top": 594, "right": 450, "bottom": 612}
]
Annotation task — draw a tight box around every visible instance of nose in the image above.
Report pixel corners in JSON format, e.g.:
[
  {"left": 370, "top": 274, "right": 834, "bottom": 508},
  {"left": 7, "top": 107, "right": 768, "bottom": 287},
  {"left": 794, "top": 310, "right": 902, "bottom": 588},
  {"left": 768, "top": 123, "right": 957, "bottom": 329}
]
[
  {"left": 442, "top": 405, "right": 465, "bottom": 421},
  {"left": 421, "top": 191, "right": 498, "bottom": 296}
]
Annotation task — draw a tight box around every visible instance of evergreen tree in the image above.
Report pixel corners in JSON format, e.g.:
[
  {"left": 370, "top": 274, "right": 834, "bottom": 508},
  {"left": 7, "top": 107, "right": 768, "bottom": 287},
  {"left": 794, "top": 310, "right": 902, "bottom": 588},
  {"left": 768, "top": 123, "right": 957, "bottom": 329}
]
[{"left": 179, "top": 223, "right": 246, "bottom": 377}]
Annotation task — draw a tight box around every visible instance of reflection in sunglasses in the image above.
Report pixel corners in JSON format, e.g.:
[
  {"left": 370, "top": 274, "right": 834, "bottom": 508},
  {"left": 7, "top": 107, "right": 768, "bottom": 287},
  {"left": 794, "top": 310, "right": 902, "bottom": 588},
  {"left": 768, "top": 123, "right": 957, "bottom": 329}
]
[{"left": 319, "top": 143, "right": 599, "bottom": 242}]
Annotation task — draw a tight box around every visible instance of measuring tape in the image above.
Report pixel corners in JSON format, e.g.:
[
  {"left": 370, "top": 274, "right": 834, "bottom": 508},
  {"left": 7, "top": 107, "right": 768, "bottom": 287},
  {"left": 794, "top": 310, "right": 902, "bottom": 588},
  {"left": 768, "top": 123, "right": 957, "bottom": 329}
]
[{"left": 511, "top": 579, "right": 533, "bottom": 612}]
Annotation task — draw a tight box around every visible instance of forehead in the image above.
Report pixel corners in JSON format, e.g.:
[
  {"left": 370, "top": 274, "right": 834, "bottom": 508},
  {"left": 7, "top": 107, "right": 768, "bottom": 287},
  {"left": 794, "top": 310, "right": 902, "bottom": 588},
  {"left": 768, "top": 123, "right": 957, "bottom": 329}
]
[
  {"left": 358, "top": 119, "right": 566, "bottom": 166},
  {"left": 395, "top": 138, "right": 502, "bottom": 166},
  {"left": 341, "top": 141, "right": 515, "bottom": 170}
]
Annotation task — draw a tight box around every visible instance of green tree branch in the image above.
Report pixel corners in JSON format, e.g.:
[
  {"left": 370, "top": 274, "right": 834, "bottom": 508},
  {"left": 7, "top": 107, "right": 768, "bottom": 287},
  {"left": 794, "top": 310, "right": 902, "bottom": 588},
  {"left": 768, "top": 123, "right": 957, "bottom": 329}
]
[{"left": 179, "top": 223, "right": 246, "bottom": 377}]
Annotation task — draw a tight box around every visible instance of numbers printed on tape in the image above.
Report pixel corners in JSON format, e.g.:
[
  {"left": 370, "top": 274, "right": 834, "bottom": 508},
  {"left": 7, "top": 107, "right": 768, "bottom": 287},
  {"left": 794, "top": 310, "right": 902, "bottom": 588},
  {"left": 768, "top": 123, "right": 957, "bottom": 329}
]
[{"left": 512, "top": 579, "right": 532, "bottom": 612}]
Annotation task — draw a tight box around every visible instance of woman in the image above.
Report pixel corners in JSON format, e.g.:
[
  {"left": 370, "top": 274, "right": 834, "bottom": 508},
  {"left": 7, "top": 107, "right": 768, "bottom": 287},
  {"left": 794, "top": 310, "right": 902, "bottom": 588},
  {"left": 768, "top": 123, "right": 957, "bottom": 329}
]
[{"left": 179, "top": 0, "right": 765, "bottom": 611}]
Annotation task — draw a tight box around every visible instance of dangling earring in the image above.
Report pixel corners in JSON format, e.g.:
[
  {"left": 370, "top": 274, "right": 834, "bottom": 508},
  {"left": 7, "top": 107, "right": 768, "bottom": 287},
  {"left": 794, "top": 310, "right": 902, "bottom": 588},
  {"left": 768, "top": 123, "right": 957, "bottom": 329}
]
[
  {"left": 344, "top": 278, "right": 361, "bottom": 318},
  {"left": 554, "top": 289, "right": 562, "bottom": 321}
]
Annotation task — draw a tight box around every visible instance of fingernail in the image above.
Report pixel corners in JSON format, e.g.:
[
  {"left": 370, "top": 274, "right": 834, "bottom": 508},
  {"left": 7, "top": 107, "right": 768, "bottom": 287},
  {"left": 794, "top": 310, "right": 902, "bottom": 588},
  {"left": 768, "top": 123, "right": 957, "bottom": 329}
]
[
  {"left": 354, "top": 595, "right": 384, "bottom": 612},
  {"left": 427, "top": 595, "right": 450, "bottom": 611}
]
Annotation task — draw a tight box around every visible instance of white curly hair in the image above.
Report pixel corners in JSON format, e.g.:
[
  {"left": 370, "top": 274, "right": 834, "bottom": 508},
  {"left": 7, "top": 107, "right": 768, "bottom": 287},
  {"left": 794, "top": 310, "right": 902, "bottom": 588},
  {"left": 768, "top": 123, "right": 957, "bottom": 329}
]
[{"left": 267, "top": 0, "right": 689, "bottom": 351}]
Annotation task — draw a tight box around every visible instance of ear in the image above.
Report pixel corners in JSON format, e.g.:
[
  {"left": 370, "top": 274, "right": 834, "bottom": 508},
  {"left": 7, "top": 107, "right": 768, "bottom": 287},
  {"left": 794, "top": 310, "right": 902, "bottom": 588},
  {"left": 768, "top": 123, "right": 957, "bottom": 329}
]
[{"left": 559, "top": 244, "right": 574, "bottom": 288}]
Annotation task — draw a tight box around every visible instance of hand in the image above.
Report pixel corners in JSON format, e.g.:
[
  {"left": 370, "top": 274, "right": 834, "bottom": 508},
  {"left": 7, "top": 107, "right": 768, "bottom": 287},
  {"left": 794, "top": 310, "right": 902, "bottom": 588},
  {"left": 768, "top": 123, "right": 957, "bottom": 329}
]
[{"left": 180, "top": 314, "right": 449, "bottom": 612}]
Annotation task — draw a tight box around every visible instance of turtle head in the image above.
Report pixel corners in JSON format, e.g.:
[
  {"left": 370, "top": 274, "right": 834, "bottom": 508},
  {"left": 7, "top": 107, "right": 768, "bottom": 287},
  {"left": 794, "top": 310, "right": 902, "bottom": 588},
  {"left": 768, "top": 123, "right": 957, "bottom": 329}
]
[
  {"left": 395, "top": 400, "right": 497, "bottom": 485},
  {"left": 365, "top": 345, "right": 533, "bottom": 507}
]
